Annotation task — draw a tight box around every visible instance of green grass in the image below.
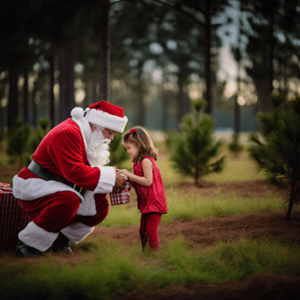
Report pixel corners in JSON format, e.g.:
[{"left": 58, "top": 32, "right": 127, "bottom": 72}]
[
  {"left": 1, "top": 236, "right": 299, "bottom": 300},
  {"left": 0, "top": 141, "right": 299, "bottom": 300},
  {"left": 103, "top": 188, "right": 284, "bottom": 228}
]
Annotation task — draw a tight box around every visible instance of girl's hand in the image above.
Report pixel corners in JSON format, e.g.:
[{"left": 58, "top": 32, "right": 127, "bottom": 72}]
[{"left": 119, "top": 169, "right": 130, "bottom": 177}]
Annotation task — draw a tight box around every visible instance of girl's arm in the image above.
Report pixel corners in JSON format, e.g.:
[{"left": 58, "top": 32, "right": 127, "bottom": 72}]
[{"left": 120, "top": 158, "right": 153, "bottom": 187}]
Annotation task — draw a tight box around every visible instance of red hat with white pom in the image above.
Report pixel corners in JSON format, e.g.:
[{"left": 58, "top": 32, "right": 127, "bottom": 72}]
[{"left": 71, "top": 100, "right": 128, "bottom": 133}]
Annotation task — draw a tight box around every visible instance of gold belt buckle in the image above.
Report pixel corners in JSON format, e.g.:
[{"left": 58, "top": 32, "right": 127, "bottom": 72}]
[{"left": 73, "top": 184, "right": 83, "bottom": 194}]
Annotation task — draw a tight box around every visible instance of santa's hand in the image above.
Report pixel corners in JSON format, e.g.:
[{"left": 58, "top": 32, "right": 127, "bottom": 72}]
[{"left": 114, "top": 169, "right": 127, "bottom": 191}]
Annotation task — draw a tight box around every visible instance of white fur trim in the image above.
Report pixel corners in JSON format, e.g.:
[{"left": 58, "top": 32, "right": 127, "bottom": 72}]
[
  {"left": 71, "top": 107, "right": 85, "bottom": 120},
  {"left": 71, "top": 115, "right": 92, "bottom": 149},
  {"left": 85, "top": 109, "right": 128, "bottom": 133},
  {"left": 12, "top": 176, "right": 84, "bottom": 203},
  {"left": 61, "top": 223, "right": 94, "bottom": 244},
  {"left": 95, "top": 166, "right": 116, "bottom": 193},
  {"left": 18, "top": 221, "right": 58, "bottom": 252},
  {"left": 76, "top": 190, "right": 97, "bottom": 216}
]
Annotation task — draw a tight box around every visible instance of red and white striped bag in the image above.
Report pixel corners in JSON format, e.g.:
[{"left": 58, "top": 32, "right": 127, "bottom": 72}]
[
  {"left": 0, "top": 183, "right": 31, "bottom": 251},
  {"left": 109, "top": 185, "right": 130, "bottom": 206}
]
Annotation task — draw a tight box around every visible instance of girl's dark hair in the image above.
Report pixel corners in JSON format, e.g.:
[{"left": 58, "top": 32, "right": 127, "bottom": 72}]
[{"left": 122, "top": 126, "right": 158, "bottom": 162}]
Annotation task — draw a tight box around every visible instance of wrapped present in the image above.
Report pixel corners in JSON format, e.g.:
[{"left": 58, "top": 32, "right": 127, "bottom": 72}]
[
  {"left": 110, "top": 185, "right": 130, "bottom": 206},
  {"left": 0, "top": 183, "right": 31, "bottom": 251},
  {"left": 0, "top": 182, "right": 10, "bottom": 189}
]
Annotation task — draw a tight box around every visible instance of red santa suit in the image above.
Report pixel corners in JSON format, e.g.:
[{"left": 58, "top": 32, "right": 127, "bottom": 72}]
[{"left": 12, "top": 101, "right": 128, "bottom": 252}]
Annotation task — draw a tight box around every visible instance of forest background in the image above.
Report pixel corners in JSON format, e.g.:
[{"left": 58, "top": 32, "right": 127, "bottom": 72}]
[{"left": 0, "top": 0, "right": 300, "bottom": 135}]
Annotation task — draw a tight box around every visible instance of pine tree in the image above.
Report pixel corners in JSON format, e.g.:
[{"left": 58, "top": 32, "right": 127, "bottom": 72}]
[
  {"left": 109, "top": 131, "right": 128, "bottom": 168},
  {"left": 6, "top": 119, "right": 31, "bottom": 169},
  {"left": 171, "top": 98, "right": 225, "bottom": 185},
  {"left": 248, "top": 94, "right": 300, "bottom": 220}
]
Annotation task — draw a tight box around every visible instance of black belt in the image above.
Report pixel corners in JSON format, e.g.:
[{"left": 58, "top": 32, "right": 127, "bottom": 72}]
[{"left": 28, "top": 160, "right": 86, "bottom": 196}]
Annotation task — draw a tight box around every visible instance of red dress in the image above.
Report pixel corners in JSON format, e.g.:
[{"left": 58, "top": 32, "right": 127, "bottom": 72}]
[{"left": 133, "top": 156, "right": 167, "bottom": 214}]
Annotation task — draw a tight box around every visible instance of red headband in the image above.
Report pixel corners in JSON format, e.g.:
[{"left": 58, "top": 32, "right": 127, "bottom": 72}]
[{"left": 130, "top": 128, "right": 136, "bottom": 134}]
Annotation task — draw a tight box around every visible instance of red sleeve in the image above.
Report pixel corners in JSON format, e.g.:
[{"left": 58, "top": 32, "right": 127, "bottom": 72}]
[{"left": 47, "top": 130, "right": 100, "bottom": 191}]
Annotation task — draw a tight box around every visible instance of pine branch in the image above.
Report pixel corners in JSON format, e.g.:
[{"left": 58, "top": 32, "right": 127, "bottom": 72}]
[{"left": 151, "top": 0, "right": 206, "bottom": 27}]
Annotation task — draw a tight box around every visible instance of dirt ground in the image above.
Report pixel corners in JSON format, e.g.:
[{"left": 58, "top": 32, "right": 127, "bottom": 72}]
[
  {"left": 99, "top": 180, "right": 300, "bottom": 300},
  {"left": 3, "top": 179, "right": 300, "bottom": 299}
]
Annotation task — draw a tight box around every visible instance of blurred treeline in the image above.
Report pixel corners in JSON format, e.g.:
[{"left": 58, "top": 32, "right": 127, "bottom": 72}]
[{"left": 0, "top": 0, "right": 299, "bottom": 133}]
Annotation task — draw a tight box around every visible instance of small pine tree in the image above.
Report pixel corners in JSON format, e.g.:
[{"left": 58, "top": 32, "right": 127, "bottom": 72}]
[
  {"left": 228, "top": 134, "right": 244, "bottom": 156},
  {"left": 248, "top": 94, "right": 300, "bottom": 220},
  {"left": 171, "top": 98, "right": 225, "bottom": 185},
  {"left": 6, "top": 119, "right": 50, "bottom": 169},
  {"left": 109, "top": 130, "right": 128, "bottom": 168},
  {"left": 6, "top": 119, "right": 31, "bottom": 169},
  {"left": 28, "top": 119, "right": 50, "bottom": 153}
]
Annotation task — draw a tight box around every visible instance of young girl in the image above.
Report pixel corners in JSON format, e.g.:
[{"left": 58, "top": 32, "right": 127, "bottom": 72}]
[{"left": 120, "top": 127, "right": 167, "bottom": 252}]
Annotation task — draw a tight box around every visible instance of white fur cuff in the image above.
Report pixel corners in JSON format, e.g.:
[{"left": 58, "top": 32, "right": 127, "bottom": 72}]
[
  {"left": 94, "top": 166, "right": 116, "bottom": 194},
  {"left": 18, "top": 221, "right": 58, "bottom": 252},
  {"left": 61, "top": 223, "right": 94, "bottom": 244}
]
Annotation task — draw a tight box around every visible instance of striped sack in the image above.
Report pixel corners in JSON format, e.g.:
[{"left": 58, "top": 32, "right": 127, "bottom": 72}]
[
  {"left": 0, "top": 183, "right": 31, "bottom": 251},
  {"left": 109, "top": 185, "right": 130, "bottom": 206}
]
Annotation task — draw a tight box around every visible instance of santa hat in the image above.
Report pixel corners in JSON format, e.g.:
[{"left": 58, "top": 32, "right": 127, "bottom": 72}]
[{"left": 71, "top": 101, "right": 128, "bottom": 133}]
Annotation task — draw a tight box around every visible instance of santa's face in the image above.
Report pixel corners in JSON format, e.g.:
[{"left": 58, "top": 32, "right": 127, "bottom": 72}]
[
  {"left": 90, "top": 124, "right": 116, "bottom": 141},
  {"left": 123, "top": 141, "right": 140, "bottom": 162},
  {"left": 101, "top": 128, "right": 116, "bottom": 140},
  {"left": 86, "top": 125, "right": 111, "bottom": 166}
]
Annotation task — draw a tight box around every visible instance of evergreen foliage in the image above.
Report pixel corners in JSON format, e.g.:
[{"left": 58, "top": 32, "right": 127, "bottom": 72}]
[
  {"left": 28, "top": 119, "right": 50, "bottom": 154},
  {"left": 170, "top": 98, "right": 225, "bottom": 185},
  {"left": 228, "top": 134, "right": 244, "bottom": 155},
  {"left": 109, "top": 130, "right": 128, "bottom": 168},
  {"left": 248, "top": 94, "right": 300, "bottom": 219},
  {"left": 6, "top": 119, "right": 31, "bottom": 168},
  {"left": 6, "top": 119, "right": 50, "bottom": 169}
]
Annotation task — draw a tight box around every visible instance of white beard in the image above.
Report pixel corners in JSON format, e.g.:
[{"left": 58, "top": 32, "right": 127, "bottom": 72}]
[{"left": 86, "top": 129, "right": 111, "bottom": 167}]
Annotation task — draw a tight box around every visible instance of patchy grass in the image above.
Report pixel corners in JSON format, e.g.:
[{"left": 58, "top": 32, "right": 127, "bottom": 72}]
[{"left": 1, "top": 235, "right": 300, "bottom": 300}]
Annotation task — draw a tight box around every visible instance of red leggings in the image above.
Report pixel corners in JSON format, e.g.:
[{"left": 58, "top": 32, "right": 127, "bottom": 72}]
[
  {"left": 139, "top": 213, "right": 162, "bottom": 251},
  {"left": 18, "top": 191, "right": 109, "bottom": 232}
]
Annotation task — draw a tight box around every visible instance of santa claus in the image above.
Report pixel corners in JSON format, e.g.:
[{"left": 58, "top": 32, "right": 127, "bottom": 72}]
[{"left": 12, "top": 100, "right": 128, "bottom": 257}]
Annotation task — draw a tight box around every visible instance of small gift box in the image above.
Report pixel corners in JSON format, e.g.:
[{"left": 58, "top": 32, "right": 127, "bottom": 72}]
[
  {"left": 110, "top": 185, "right": 130, "bottom": 206},
  {"left": 0, "top": 182, "right": 10, "bottom": 189},
  {"left": 0, "top": 183, "right": 31, "bottom": 251}
]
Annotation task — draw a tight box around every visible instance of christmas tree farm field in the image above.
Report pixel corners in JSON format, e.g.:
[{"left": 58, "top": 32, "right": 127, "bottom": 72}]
[{"left": 1, "top": 146, "right": 300, "bottom": 299}]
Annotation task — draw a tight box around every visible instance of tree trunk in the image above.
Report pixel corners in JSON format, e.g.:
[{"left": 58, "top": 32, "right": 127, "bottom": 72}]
[
  {"left": 84, "top": 80, "right": 89, "bottom": 108},
  {"left": 285, "top": 176, "right": 296, "bottom": 220},
  {"left": 194, "top": 159, "right": 199, "bottom": 186},
  {"left": 31, "top": 80, "right": 38, "bottom": 127},
  {"left": 285, "top": 178, "right": 300, "bottom": 220},
  {"left": 99, "top": 0, "right": 110, "bottom": 102},
  {"left": 177, "top": 79, "right": 185, "bottom": 127},
  {"left": 234, "top": 4, "right": 241, "bottom": 139},
  {"left": 268, "top": 9, "right": 274, "bottom": 97},
  {"left": 23, "top": 63, "right": 29, "bottom": 124},
  {"left": 93, "top": 82, "right": 98, "bottom": 103},
  {"left": 138, "top": 74, "right": 145, "bottom": 126},
  {"left": 8, "top": 65, "right": 19, "bottom": 129},
  {"left": 234, "top": 55, "right": 241, "bottom": 138},
  {"left": 161, "top": 96, "right": 168, "bottom": 131},
  {"left": 285, "top": 192, "right": 294, "bottom": 220},
  {"left": 58, "top": 43, "right": 75, "bottom": 123},
  {"left": 204, "top": 0, "right": 212, "bottom": 114},
  {"left": 49, "top": 52, "right": 55, "bottom": 128}
]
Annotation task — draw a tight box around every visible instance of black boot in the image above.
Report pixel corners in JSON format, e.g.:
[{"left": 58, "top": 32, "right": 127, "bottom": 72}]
[
  {"left": 52, "top": 233, "right": 72, "bottom": 253},
  {"left": 16, "top": 240, "right": 43, "bottom": 257}
]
